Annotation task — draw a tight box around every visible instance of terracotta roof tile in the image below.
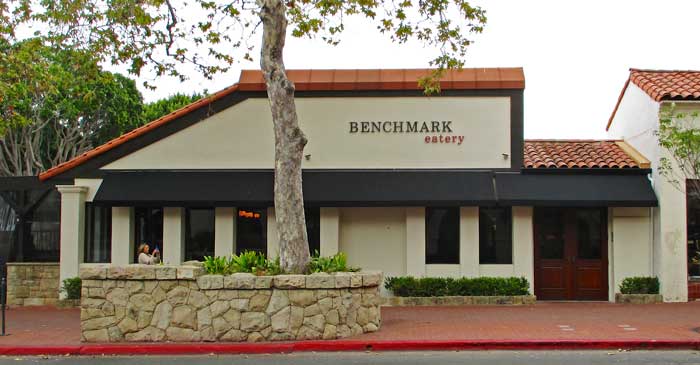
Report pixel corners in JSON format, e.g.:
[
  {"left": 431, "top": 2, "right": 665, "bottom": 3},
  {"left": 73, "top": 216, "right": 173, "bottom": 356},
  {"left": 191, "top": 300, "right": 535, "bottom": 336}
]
[
  {"left": 629, "top": 69, "right": 700, "bottom": 101},
  {"left": 523, "top": 140, "right": 644, "bottom": 169},
  {"left": 39, "top": 68, "right": 524, "bottom": 181},
  {"left": 608, "top": 69, "right": 700, "bottom": 131}
]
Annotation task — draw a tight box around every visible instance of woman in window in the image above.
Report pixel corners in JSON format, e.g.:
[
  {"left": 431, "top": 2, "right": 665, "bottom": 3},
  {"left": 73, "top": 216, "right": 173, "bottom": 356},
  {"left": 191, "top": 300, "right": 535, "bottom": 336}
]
[{"left": 137, "top": 243, "right": 161, "bottom": 265}]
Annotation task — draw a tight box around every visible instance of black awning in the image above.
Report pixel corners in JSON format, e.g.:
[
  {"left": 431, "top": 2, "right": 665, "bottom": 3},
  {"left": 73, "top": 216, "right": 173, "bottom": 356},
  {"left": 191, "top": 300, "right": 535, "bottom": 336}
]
[
  {"left": 93, "top": 170, "right": 496, "bottom": 206},
  {"left": 495, "top": 172, "right": 658, "bottom": 207}
]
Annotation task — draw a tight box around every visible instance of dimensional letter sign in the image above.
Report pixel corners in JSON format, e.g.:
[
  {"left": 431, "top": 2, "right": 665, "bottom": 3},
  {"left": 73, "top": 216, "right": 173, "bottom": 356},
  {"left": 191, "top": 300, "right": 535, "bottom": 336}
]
[{"left": 348, "top": 120, "right": 465, "bottom": 145}]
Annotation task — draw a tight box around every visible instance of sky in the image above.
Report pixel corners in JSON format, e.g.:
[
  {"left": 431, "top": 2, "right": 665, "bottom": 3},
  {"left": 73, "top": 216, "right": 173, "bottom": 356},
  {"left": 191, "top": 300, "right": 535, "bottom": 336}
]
[{"left": 134, "top": 0, "right": 700, "bottom": 139}]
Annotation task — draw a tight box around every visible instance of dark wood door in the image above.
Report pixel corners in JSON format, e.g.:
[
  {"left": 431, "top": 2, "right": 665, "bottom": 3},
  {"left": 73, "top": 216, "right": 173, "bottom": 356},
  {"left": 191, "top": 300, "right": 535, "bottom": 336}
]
[{"left": 534, "top": 208, "right": 608, "bottom": 301}]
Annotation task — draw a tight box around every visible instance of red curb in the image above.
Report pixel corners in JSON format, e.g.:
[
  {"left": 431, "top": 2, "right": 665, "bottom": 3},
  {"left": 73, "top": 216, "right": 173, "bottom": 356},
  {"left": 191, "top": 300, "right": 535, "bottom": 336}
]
[{"left": 0, "top": 339, "right": 699, "bottom": 356}]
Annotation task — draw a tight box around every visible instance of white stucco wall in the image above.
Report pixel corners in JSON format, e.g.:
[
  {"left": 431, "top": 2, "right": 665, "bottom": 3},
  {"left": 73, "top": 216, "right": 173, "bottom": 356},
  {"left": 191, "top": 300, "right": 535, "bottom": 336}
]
[
  {"left": 103, "top": 97, "right": 512, "bottom": 170},
  {"left": 608, "top": 83, "right": 689, "bottom": 301},
  {"left": 609, "top": 207, "right": 653, "bottom": 300},
  {"left": 74, "top": 178, "right": 103, "bottom": 202}
]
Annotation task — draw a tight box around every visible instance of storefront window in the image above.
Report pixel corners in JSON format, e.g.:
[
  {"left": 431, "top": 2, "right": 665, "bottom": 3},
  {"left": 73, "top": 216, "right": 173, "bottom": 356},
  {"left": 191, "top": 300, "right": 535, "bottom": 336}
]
[
  {"left": 185, "top": 208, "right": 215, "bottom": 261},
  {"left": 305, "top": 207, "right": 320, "bottom": 255},
  {"left": 23, "top": 189, "right": 60, "bottom": 262},
  {"left": 236, "top": 208, "right": 267, "bottom": 254},
  {"left": 135, "top": 207, "right": 164, "bottom": 262},
  {"left": 687, "top": 182, "right": 700, "bottom": 278},
  {"left": 0, "top": 192, "right": 17, "bottom": 264},
  {"left": 479, "top": 207, "right": 512, "bottom": 264},
  {"left": 425, "top": 207, "right": 459, "bottom": 264},
  {"left": 85, "top": 204, "right": 112, "bottom": 263}
]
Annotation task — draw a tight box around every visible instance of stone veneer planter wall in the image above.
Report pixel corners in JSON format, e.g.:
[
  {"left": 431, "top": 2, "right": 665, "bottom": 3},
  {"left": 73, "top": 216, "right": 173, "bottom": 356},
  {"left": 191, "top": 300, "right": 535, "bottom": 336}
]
[
  {"left": 615, "top": 293, "right": 663, "bottom": 304},
  {"left": 6, "top": 263, "right": 59, "bottom": 306},
  {"left": 79, "top": 264, "right": 382, "bottom": 343}
]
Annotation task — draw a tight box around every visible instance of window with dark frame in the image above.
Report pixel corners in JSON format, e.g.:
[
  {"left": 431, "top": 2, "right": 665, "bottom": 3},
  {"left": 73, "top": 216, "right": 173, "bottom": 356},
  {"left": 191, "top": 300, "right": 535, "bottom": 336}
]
[
  {"left": 236, "top": 207, "right": 267, "bottom": 254},
  {"left": 185, "top": 208, "right": 215, "bottom": 261},
  {"left": 84, "top": 204, "right": 112, "bottom": 263},
  {"left": 134, "top": 207, "right": 164, "bottom": 262},
  {"left": 479, "top": 207, "right": 512, "bottom": 264},
  {"left": 305, "top": 207, "right": 321, "bottom": 256},
  {"left": 425, "top": 207, "right": 460, "bottom": 264}
]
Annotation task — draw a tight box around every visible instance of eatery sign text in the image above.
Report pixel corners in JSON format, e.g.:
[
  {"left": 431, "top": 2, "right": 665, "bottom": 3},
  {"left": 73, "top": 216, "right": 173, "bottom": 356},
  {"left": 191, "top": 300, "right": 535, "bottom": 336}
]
[{"left": 348, "top": 120, "right": 465, "bottom": 145}]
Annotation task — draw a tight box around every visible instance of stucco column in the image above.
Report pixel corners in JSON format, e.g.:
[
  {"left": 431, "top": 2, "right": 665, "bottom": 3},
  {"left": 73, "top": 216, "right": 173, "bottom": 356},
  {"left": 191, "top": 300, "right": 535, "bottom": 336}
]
[
  {"left": 320, "top": 208, "right": 340, "bottom": 256},
  {"left": 460, "top": 207, "right": 479, "bottom": 277},
  {"left": 656, "top": 176, "right": 689, "bottom": 302},
  {"left": 111, "top": 207, "right": 135, "bottom": 265},
  {"left": 163, "top": 207, "right": 185, "bottom": 265},
  {"left": 512, "top": 206, "right": 535, "bottom": 294},
  {"left": 405, "top": 207, "right": 426, "bottom": 276},
  {"left": 266, "top": 207, "right": 279, "bottom": 258},
  {"left": 56, "top": 185, "right": 88, "bottom": 299},
  {"left": 215, "top": 207, "right": 236, "bottom": 257}
]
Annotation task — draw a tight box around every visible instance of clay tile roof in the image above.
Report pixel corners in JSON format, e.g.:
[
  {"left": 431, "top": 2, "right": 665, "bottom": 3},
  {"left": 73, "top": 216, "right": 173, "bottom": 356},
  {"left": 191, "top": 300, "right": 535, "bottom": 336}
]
[
  {"left": 607, "top": 69, "right": 700, "bottom": 131},
  {"left": 523, "top": 140, "right": 649, "bottom": 169},
  {"left": 237, "top": 68, "right": 525, "bottom": 91},
  {"left": 629, "top": 69, "right": 700, "bottom": 101},
  {"left": 39, "top": 68, "right": 524, "bottom": 181}
]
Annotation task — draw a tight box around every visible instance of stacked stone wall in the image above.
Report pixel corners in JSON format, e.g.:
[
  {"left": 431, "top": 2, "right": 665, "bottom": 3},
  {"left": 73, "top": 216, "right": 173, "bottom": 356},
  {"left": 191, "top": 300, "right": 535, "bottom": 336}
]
[
  {"left": 79, "top": 264, "right": 382, "bottom": 342},
  {"left": 7, "top": 263, "right": 59, "bottom": 306}
]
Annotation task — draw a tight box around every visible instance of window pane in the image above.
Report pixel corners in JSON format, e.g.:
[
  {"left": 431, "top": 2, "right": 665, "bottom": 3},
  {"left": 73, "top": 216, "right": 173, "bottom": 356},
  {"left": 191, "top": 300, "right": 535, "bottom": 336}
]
[
  {"left": 135, "top": 207, "right": 164, "bottom": 262},
  {"left": 185, "top": 208, "right": 215, "bottom": 261},
  {"left": 479, "top": 207, "right": 512, "bottom": 264},
  {"left": 537, "top": 208, "right": 565, "bottom": 260},
  {"left": 85, "top": 204, "right": 112, "bottom": 263},
  {"left": 236, "top": 208, "right": 267, "bottom": 254},
  {"left": 688, "top": 181, "right": 700, "bottom": 277},
  {"left": 425, "top": 207, "right": 459, "bottom": 264},
  {"left": 576, "top": 209, "right": 603, "bottom": 259},
  {"left": 0, "top": 191, "right": 17, "bottom": 263},
  {"left": 305, "top": 207, "right": 320, "bottom": 256}
]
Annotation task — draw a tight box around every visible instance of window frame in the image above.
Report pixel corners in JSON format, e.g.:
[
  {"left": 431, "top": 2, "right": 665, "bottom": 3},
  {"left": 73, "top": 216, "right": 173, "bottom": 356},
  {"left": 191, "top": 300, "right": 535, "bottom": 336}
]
[
  {"left": 184, "top": 207, "right": 216, "bottom": 261},
  {"left": 84, "top": 203, "right": 112, "bottom": 263}
]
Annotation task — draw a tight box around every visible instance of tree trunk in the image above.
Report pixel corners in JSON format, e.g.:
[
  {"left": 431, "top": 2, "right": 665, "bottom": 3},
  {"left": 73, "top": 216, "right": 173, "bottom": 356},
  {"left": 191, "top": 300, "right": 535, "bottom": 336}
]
[{"left": 258, "top": 0, "right": 311, "bottom": 273}]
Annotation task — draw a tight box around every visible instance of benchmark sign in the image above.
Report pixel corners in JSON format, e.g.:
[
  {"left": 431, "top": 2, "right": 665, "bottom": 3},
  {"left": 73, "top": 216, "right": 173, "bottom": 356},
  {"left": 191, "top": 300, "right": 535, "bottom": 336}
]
[{"left": 348, "top": 120, "right": 465, "bottom": 145}]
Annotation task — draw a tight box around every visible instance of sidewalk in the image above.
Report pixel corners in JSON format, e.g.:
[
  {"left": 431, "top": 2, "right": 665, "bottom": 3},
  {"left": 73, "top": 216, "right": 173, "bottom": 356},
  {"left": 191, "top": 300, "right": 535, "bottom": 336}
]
[{"left": 0, "top": 302, "right": 699, "bottom": 354}]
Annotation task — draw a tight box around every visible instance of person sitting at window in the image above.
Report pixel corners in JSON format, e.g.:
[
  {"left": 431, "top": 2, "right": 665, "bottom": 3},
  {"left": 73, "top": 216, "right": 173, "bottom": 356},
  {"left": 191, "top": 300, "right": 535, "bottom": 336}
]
[{"left": 137, "top": 243, "right": 160, "bottom": 265}]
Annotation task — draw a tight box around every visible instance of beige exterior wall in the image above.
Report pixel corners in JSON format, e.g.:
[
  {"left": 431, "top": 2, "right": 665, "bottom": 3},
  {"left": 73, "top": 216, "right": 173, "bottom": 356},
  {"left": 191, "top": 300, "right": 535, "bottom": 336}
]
[
  {"left": 339, "top": 208, "right": 408, "bottom": 279},
  {"left": 111, "top": 207, "right": 135, "bottom": 265},
  {"left": 162, "top": 207, "right": 185, "bottom": 265},
  {"left": 215, "top": 207, "right": 236, "bottom": 257},
  {"left": 610, "top": 207, "right": 653, "bottom": 300},
  {"left": 103, "top": 97, "right": 511, "bottom": 170},
  {"left": 319, "top": 208, "right": 340, "bottom": 256},
  {"left": 74, "top": 178, "right": 103, "bottom": 202}
]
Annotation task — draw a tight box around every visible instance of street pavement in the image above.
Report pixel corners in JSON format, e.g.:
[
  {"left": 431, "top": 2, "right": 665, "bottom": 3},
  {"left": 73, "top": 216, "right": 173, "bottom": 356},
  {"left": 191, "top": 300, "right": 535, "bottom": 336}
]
[{"left": 1, "top": 351, "right": 700, "bottom": 364}]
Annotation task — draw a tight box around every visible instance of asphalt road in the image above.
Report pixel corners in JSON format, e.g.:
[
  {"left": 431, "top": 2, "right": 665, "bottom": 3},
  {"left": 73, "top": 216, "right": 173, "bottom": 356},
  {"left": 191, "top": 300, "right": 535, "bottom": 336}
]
[{"left": 1, "top": 351, "right": 700, "bottom": 365}]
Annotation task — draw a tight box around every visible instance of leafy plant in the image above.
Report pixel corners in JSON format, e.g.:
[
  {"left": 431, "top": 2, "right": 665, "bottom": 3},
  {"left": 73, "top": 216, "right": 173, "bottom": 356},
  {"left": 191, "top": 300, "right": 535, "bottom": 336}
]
[
  {"left": 203, "top": 255, "right": 232, "bottom": 275},
  {"left": 307, "top": 251, "right": 359, "bottom": 273},
  {"left": 384, "top": 276, "right": 530, "bottom": 297},
  {"left": 203, "top": 251, "right": 282, "bottom": 276},
  {"left": 619, "top": 277, "right": 660, "bottom": 294},
  {"left": 61, "top": 277, "right": 82, "bottom": 300}
]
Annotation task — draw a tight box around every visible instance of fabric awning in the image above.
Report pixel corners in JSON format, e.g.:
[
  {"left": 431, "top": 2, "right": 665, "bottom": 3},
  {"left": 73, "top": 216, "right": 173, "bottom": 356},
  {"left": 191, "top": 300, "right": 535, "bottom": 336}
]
[
  {"left": 93, "top": 170, "right": 497, "bottom": 206},
  {"left": 494, "top": 172, "right": 658, "bottom": 207}
]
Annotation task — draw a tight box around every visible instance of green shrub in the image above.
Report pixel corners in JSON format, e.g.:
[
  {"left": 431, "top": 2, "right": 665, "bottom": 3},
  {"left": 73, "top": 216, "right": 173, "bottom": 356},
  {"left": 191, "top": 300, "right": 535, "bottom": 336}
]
[
  {"left": 384, "top": 276, "right": 530, "bottom": 297},
  {"left": 204, "top": 251, "right": 281, "bottom": 276},
  {"left": 61, "top": 277, "right": 82, "bottom": 300},
  {"left": 308, "top": 251, "right": 359, "bottom": 273},
  {"left": 619, "top": 276, "right": 660, "bottom": 294}
]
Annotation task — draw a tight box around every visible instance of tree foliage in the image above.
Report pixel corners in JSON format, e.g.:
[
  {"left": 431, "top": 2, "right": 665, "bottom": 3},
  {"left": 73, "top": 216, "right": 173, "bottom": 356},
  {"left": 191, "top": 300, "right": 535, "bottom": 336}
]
[
  {"left": 657, "top": 103, "right": 700, "bottom": 199},
  {"left": 3, "top": 0, "right": 486, "bottom": 91},
  {"left": 142, "top": 92, "right": 204, "bottom": 124},
  {"left": 0, "top": 38, "right": 144, "bottom": 176}
]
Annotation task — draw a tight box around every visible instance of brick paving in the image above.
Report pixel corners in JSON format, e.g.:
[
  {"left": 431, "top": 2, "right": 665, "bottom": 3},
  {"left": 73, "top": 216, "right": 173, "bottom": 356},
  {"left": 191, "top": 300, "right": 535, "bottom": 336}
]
[{"left": 0, "top": 302, "right": 699, "bottom": 348}]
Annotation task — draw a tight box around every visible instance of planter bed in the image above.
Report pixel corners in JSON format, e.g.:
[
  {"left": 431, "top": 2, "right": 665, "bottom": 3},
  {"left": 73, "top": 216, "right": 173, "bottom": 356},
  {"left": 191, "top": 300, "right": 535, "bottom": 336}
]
[
  {"left": 615, "top": 293, "right": 663, "bottom": 304},
  {"left": 78, "top": 264, "right": 382, "bottom": 342},
  {"left": 383, "top": 295, "right": 536, "bottom": 306}
]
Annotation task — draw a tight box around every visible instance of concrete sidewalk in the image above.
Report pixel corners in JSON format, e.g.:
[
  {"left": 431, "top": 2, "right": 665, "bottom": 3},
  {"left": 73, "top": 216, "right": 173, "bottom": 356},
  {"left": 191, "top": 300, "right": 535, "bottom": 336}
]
[{"left": 0, "top": 302, "right": 699, "bottom": 354}]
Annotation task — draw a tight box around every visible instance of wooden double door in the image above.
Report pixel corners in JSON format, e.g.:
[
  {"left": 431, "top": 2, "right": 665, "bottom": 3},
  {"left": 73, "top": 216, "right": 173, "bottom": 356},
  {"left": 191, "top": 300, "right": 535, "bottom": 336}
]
[{"left": 534, "top": 208, "right": 608, "bottom": 301}]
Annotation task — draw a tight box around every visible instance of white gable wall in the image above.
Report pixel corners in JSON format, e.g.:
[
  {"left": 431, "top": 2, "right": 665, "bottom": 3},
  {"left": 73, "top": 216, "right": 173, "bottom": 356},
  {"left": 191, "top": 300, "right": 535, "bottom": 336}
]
[
  {"left": 608, "top": 83, "right": 688, "bottom": 301},
  {"left": 103, "top": 97, "right": 512, "bottom": 170}
]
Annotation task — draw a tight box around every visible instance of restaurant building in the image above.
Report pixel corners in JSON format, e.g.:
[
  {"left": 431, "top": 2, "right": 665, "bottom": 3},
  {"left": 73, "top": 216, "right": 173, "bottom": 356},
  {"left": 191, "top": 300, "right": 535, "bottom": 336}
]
[{"left": 4, "top": 68, "right": 668, "bottom": 302}]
